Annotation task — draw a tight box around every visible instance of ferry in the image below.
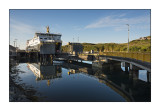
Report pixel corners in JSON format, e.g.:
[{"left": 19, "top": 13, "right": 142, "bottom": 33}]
[{"left": 26, "top": 26, "right": 62, "bottom": 54}]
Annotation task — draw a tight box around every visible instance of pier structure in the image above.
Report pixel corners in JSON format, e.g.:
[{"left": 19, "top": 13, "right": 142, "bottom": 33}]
[{"left": 55, "top": 53, "right": 151, "bottom": 83}]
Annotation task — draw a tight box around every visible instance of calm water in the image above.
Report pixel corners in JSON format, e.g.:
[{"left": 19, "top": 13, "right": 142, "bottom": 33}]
[{"left": 9, "top": 59, "right": 151, "bottom": 102}]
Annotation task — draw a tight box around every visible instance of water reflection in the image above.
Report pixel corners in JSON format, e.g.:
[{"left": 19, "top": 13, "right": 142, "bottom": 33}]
[
  {"left": 27, "top": 63, "right": 62, "bottom": 86},
  {"left": 10, "top": 58, "right": 151, "bottom": 102},
  {"left": 62, "top": 61, "right": 151, "bottom": 102}
]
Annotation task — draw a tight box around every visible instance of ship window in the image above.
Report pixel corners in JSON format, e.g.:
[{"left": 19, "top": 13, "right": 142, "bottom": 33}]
[
  {"left": 44, "top": 38, "right": 47, "bottom": 39},
  {"left": 40, "top": 38, "right": 43, "bottom": 39}
]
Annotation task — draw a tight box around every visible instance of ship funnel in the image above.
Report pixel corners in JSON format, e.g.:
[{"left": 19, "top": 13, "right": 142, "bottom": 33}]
[{"left": 46, "top": 26, "right": 50, "bottom": 33}]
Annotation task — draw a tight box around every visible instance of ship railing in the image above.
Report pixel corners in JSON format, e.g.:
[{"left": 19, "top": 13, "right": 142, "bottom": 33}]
[{"left": 43, "top": 40, "right": 55, "bottom": 42}]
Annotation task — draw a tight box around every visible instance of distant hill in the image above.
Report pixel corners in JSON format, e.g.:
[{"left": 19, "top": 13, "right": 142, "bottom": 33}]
[{"left": 62, "top": 36, "right": 151, "bottom": 53}]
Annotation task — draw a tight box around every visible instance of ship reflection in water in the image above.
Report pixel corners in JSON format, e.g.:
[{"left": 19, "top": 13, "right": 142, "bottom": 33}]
[
  {"left": 10, "top": 59, "right": 151, "bottom": 102},
  {"left": 27, "top": 63, "right": 62, "bottom": 86}
]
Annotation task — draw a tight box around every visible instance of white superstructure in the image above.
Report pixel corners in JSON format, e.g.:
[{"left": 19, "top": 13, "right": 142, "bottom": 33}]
[
  {"left": 26, "top": 26, "right": 62, "bottom": 54},
  {"left": 26, "top": 33, "right": 62, "bottom": 47}
]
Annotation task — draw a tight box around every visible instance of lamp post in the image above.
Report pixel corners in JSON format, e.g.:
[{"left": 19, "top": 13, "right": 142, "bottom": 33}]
[{"left": 126, "top": 24, "right": 129, "bottom": 52}]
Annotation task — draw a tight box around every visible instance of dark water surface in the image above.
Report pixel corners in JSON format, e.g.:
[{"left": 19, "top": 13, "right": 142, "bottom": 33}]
[{"left": 9, "top": 59, "right": 151, "bottom": 102}]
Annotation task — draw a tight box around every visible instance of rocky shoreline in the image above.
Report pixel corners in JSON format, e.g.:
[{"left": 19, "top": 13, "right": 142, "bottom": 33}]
[{"left": 9, "top": 77, "right": 31, "bottom": 102}]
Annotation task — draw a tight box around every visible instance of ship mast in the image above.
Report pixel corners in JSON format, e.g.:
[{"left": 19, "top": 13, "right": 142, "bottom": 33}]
[{"left": 46, "top": 26, "right": 50, "bottom": 33}]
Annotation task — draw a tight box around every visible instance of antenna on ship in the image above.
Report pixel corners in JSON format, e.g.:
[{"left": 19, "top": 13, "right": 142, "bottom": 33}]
[{"left": 46, "top": 26, "right": 50, "bottom": 33}]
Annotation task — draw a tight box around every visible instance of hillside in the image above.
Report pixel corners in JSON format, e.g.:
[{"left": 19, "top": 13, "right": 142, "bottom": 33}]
[{"left": 62, "top": 36, "right": 151, "bottom": 53}]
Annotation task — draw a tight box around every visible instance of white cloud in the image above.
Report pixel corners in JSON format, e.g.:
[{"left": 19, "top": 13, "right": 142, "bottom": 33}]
[
  {"left": 84, "top": 14, "right": 150, "bottom": 30},
  {"left": 10, "top": 19, "right": 35, "bottom": 34},
  {"left": 10, "top": 19, "right": 45, "bottom": 36},
  {"left": 10, "top": 19, "right": 44, "bottom": 49}
]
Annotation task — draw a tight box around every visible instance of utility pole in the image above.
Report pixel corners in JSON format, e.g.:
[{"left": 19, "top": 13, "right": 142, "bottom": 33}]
[
  {"left": 126, "top": 24, "right": 129, "bottom": 52},
  {"left": 13, "top": 41, "right": 16, "bottom": 47},
  {"left": 15, "top": 39, "right": 17, "bottom": 48}
]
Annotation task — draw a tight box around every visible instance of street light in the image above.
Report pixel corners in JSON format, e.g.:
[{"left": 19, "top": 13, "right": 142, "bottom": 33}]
[{"left": 126, "top": 24, "right": 129, "bottom": 52}]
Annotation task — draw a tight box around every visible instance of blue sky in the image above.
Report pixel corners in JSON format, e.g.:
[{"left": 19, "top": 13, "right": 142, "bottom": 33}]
[{"left": 10, "top": 9, "right": 150, "bottom": 49}]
